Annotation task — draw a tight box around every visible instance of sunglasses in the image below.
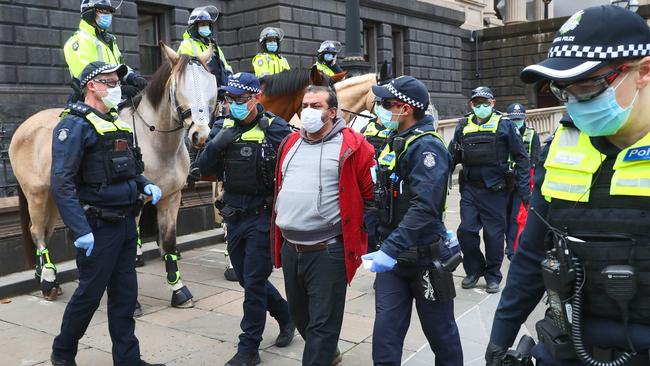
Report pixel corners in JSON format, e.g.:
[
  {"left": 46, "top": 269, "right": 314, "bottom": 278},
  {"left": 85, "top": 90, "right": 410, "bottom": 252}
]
[
  {"left": 376, "top": 100, "right": 407, "bottom": 110},
  {"left": 93, "top": 78, "right": 120, "bottom": 88},
  {"left": 225, "top": 94, "right": 254, "bottom": 104},
  {"left": 550, "top": 64, "right": 630, "bottom": 103}
]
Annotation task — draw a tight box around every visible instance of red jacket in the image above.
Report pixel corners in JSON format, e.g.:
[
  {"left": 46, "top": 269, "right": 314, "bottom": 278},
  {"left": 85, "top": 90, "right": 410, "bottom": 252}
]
[{"left": 271, "top": 127, "right": 375, "bottom": 284}]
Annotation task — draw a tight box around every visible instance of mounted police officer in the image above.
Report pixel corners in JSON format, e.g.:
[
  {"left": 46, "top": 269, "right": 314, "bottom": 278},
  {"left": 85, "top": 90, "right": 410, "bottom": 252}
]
[
  {"left": 362, "top": 76, "right": 463, "bottom": 365},
  {"left": 314, "top": 40, "right": 344, "bottom": 77},
  {"left": 448, "top": 86, "right": 530, "bottom": 294},
  {"left": 505, "top": 103, "right": 540, "bottom": 259},
  {"left": 197, "top": 73, "right": 294, "bottom": 366},
  {"left": 486, "top": 5, "right": 650, "bottom": 366},
  {"left": 252, "top": 27, "right": 291, "bottom": 77},
  {"left": 177, "top": 6, "right": 232, "bottom": 88},
  {"left": 64, "top": 0, "right": 147, "bottom": 102},
  {"left": 50, "top": 62, "right": 163, "bottom": 366}
]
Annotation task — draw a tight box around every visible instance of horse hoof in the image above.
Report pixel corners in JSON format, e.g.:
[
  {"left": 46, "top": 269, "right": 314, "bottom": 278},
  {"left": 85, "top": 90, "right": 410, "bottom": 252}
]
[
  {"left": 224, "top": 267, "right": 239, "bottom": 282},
  {"left": 171, "top": 286, "right": 194, "bottom": 308},
  {"left": 42, "top": 283, "right": 59, "bottom": 301},
  {"left": 135, "top": 255, "right": 145, "bottom": 267}
]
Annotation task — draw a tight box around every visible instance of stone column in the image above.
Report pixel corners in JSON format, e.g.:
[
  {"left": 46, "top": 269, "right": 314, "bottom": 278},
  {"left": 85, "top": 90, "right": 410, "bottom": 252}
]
[
  {"left": 503, "top": 0, "right": 527, "bottom": 24},
  {"left": 483, "top": 0, "right": 502, "bottom": 26}
]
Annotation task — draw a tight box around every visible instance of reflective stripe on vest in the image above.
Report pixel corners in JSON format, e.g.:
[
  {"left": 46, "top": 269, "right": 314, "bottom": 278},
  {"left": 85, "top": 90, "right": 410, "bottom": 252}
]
[
  {"left": 86, "top": 112, "right": 132, "bottom": 135},
  {"left": 542, "top": 126, "right": 650, "bottom": 202},
  {"left": 378, "top": 130, "right": 445, "bottom": 171},
  {"left": 252, "top": 53, "right": 290, "bottom": 77},
  {"left": 77, "top": 29, "right": 120, "bottom": 66},
  {"left": 363, "top": 121, "right": 391, "bottom": 139},
  {"left": 462, "top": 113, "right": 501, "bottom": 135},
  {"left": 523, "top": 127, "right": 535, "bottom": 156},
  {"left": 315, "top": 62, "right": 335, "bottom": 76},
  {"left": 222, "top": 117, "right": 274, "bottom": 143}
]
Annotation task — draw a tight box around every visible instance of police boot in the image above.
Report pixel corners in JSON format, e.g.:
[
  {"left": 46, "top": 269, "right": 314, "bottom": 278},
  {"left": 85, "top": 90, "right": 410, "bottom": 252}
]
[
  {"left": 224, "top": 351, "right": 261, "bottom": 366},
  {"left": 51, "top": 352, "right": 76, "bottom": 366},
  {"left": 36, "top": 248, "right": 62, "bottom": 301},
  {"left": 165, "top": 254, "right": 194, "bottom": 308},
  {"left": 331, "top": 348, "right": 342, "bottom": 366}
]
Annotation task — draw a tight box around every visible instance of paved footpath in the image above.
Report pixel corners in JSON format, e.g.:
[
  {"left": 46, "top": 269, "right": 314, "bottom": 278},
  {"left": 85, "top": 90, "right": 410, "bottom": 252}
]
[{"left": 0, "top": 188, "right": 545, "bottom": 365}]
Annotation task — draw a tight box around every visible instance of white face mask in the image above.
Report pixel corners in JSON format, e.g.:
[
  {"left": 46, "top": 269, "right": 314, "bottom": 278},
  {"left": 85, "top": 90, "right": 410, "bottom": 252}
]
[
  {"left": 300, "top": 107, "right": 326, "bottom": 133},
  {"left": 101, "top": 86, "right": 122, "bottom": 109}
]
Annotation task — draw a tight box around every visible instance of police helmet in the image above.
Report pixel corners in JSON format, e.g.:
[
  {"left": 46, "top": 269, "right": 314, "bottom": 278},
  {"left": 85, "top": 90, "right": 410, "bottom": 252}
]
[
  {"left": 188, "top": 6, "right": 219, "bottom": 26},
  {"left": 80, "top": 0, "right": 120, "bottom": 14},
  {"left": 318, "top": 40, "right": 342, "bottom": 54},
  {"left": 259, "top": 27, "right": 285, "bottom": 43}
]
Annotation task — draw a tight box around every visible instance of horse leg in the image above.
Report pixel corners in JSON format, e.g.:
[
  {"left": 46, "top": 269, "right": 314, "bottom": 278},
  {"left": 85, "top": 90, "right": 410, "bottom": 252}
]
[
  {"left": 28, "top": 191, "right": 59, "bottom": 300},
  {"left": 157, "top": 191, "right": 194, "bottom": 308}
]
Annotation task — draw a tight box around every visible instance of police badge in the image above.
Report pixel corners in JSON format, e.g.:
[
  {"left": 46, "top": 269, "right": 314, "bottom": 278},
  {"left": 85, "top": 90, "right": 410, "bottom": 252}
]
[
  {"left": 423, "top": 152, "right": 436, "bottom": 168},
  {"left": 57, "top": 128, "right": 69, "bottom": 142}
]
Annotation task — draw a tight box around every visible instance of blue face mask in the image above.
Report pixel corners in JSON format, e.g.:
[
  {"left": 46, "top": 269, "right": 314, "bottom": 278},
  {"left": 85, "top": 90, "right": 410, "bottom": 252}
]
[
  {"left": 266, "top": 42, "right": 278, "bottom": 53},
  {"left": 374, "top": 104, "right": 400, "bottom": 131},
  {"left": 472, "top": 104, "right": 493, "bottom": 120},
  {"left": 96, "top": 14, "right": 112, "bottom": 30},
  {"left": 566, "top": 73, "right": 638, "bottom": 137},
  {"left": 230, "top": 102, "right": 251, "bottom": 120},
  {"left": 324, "top": 53, "right": 334, "bottom": 62},
  {"left": 512, "top": 119, "right": 525, "bottom": 129},
  {"left": 198, "top": 26, "right": 211, "bottom": 37}
]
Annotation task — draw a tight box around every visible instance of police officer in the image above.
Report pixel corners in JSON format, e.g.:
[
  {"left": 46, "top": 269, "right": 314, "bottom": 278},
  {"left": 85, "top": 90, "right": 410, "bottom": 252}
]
[
  {"left": 505, "top": 103, "right": 540, "bottom": 259},
  {"left": 448, "top": 87, "right": 530, "bottom": 294},
  {"left": 197, "top": 73, "right": 294, "bottom": 366},
  {"left": 50, "top": 62, "right": 163, "bottom": 366},
  {"left": 177, "top": 6, "right": 233, "bottom": 87},
  {"left": 314, "top": 40, "right": 344, "bottom": 77},
  {"left": 486, "top": 5, "right": 650, "bottom": 366},
  {"left": 64, "top": 0, "right": 147, "bottom": 101},
  {"left": 363, "top": 76, "right": 463, "bottom": 365},
  {"left": 252, "top": 27, "right": 291, "bottom": 77}
]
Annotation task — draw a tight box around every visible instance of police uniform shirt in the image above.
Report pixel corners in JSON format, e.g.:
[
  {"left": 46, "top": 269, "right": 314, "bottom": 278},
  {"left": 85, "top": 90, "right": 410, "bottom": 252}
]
[
  {"left": 379, "top": 116, "right": 452, "bottom": 259},
  {"left": 51, "top": 103, "right": 152, "bottom": 239},
  {"left": 197, "top": 104, "right": 291, "bottom": 209}
]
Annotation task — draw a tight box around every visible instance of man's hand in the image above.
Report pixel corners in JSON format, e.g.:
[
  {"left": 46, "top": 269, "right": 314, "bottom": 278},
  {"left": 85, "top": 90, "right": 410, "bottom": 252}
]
[
  {"left": 74, "top": 232, "right": 95, "bottom": 257},
  {"left": 485, "top": 342, "right": 508, "bottom": 366},
  {"left": 362, "top": 250, "right": 397, "bottom": 273}
]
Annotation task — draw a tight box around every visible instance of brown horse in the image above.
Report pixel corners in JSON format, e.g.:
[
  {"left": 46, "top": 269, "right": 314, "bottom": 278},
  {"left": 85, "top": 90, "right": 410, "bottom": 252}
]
[{"left": 9, "top": 43, "right": 216, "bottom": 308}]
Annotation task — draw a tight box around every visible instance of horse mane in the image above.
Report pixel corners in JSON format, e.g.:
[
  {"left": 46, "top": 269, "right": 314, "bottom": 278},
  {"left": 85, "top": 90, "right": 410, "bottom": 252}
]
[
  {"left": 145, "top": 55, "right": 194, "bottom": 109},
  {"left": 334, "top": 73, "right": 376, "bottom": 90},
  {"left": 260, "top": 69, "right": 311, "bottom": 96}
]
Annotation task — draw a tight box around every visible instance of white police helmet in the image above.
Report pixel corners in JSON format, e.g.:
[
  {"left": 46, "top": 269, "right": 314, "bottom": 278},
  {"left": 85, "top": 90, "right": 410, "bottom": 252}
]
[
  {"left": 318, "top": 40, "right": 342, "bottom": 54},
  {"left": 259, "top": 27, "right": 285, "bottom": 43},
  {"left": 188, "top": 5, "right": 219, "bottom": 25},
  {"left": 80, "top": 0, "right": 121, "bottom": 14}
]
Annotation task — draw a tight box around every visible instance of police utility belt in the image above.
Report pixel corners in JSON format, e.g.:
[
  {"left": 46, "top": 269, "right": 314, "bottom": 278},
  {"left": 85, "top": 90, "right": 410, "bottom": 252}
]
[
  {"left": 82, "top": 202, "right": 140, "bottom": 223},
  {"left": 215, "top": 199, "right": 271, "bottom": 220}
]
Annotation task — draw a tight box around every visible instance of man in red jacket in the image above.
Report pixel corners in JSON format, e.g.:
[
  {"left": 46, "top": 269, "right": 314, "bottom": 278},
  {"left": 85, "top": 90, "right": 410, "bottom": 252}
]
[{"left": 271, "top": 85, "right": 375, "bottom": 366}]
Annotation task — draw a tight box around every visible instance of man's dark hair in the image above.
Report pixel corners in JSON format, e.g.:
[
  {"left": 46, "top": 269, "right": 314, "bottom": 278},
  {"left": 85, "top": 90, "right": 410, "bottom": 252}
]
[
  {"left": 413, "top": 108, "right": 426, "bottom": 120},
  {"left": 305, "top": 85, "right": 338, "bottom": 109}
]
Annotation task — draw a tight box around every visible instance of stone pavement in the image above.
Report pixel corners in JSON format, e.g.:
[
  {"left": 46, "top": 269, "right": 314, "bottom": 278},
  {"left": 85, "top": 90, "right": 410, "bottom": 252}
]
[{"left": 0, "top": 187, "right": 545, "bottom": 365}]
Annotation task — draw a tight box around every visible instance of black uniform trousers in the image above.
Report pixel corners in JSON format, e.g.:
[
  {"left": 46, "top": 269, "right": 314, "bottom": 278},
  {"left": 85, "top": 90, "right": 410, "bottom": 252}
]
[
  {"left": 457, "top": 183, "right": 509, "bottom": 284},
  {"left": 280, "top": 242, "right": 347, "bottom": 366},
  {"left": 225, "top": 212, "right": 291, "bottom": 353},
  {"left": 52, "top": 214, "right": 140, "bottom": 366}
]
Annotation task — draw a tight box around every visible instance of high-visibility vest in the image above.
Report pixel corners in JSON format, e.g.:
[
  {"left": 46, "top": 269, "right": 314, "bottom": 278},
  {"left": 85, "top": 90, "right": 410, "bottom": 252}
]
[
  {"left": 252, "top": 52, "right": 290, "bottom": 77},
  {"left": 177, "top": 31, "right": 232, "bottom": 73},
  {"left": 63, "top": 20, "right": 123, "bottom": 79}
]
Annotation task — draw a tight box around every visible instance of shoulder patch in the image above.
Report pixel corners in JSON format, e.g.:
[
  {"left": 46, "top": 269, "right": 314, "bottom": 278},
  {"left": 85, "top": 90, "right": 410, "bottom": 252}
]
[
  {"left": 72, "top": 41, "right": 79, "bottom": 51},
  {"left": 423, "top": 152, "right": 436, "bottom": 168},
  {"left": 57, "top": 128, "right": 70, "bottom": 142},
  {"left": 624, "top": 145, "right": 650, "bottom": 162}
]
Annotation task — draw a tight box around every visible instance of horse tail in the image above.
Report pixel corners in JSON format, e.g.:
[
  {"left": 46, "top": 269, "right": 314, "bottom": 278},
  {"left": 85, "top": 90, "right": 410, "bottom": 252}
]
[{"left": 17, "top": 184, "right": 35, "bottom": 270}]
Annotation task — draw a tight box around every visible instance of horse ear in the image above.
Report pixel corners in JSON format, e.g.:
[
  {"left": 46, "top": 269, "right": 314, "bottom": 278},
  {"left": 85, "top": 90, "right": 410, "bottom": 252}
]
[
  {"left": 160, "top": 41, "right": 180, "bottom": 65},
  {"left": 199, "top": 44, "right": 213, "bottom": 65},
  {"left": 309, "top": 64, "right": 323, "bottom": 86}
]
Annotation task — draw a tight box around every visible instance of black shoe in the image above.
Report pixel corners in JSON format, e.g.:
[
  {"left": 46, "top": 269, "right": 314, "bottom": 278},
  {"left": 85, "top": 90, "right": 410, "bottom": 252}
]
[
  {"left": 140, "top": 361, "right": 165, "bottom": 366},
  {"left": 486, "top": 282, "right": 500, "bottom": 294},
  {"left": 275, "top": 322, "right": 296, "bottom": 347},
  {"left": 331, "top": 348, "right": 342, "bottom": 366},
  {"left": 224, "top": 267, "right": 239, "bottom": 282},
  {"left": 135, "top": 254, "right": 145, "bottom": 267},
  {"left": 51, "top": 353, "right": 76, "bottom": 366},
  {"left": 461, "top": 274, "right": 480, "bottom": 289},
  {"left": 224, "top": 351, "right": 261, "bottom": 366}
]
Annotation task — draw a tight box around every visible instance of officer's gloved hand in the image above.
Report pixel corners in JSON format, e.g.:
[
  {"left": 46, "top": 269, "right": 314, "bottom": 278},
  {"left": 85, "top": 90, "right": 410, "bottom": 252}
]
[
  {"left": 362, "top": 250, "right": 397, "bottom": 273},
  {"left": 485, "top": 342, "right": 508, "bottom": 366},
  {"left": 74, "top": 232, "right": 95, "bottom": 257},
  {"left": 120, "top": 85, "right": 140, "bottom": 100},
  {"left": 126, "top": 73, "right": 148, "bottom": 90},
  {"left": 144, "top": 184, "right": 162, "bottom": 205},
  {"left": 210, "top": 127, "right": 242, "bottom": 152}
]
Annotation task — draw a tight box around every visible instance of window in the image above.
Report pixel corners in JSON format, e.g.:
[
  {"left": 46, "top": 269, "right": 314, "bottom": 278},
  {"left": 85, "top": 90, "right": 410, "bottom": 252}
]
[
  {"left": 363, "top": 22, "right": 377, "bottom": 72},
  {"left": 392, "top": 29, "right": 404, "bottom": 77},
  {"left": 137, "top": 7, "right": 170, "bottom": 76}
]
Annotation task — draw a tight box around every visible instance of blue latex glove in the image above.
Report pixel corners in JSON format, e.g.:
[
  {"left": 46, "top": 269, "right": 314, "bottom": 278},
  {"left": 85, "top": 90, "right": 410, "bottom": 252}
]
[
  {"left": 144, "top": 184, "right": 162, "bottom": 205},
  {"left": 74, "top": 232, "right": 94, "bottom": 257},
  {"left": 362, "top": 250, "right": 397, "bottom": 273}
]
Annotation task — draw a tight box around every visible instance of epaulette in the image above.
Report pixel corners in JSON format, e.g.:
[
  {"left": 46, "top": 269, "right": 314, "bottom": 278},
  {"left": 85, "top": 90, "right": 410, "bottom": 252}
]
[{"left": 62, "top": 102, "right": 90, "bottom": 118}]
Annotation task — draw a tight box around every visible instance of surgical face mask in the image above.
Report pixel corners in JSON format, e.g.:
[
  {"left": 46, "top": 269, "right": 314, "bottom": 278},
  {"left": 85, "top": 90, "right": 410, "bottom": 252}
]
[
  {"left": 96, "top": 14, "right": 112, "bottom": 30},
  {"left": 566, "top": 74, "right": 638, "bottom": 137},
  {"left": 374, "top": 104, "right": 402, "bottom": 131},
  {"left": 512, "top": 119, "right": 525, "bottom": 129},
  {"left": 300, "top": 107, "right": 325, "bottom": 133},
  {"left": 198, "top": 25, "right": 211, "bottom": 37},
  {"left": 229, "top": 101, "right": 251, "bottom": 120},
  {"left": 472, "top": 104, "right": 493, "bottom": 120},
  {"left": 266, "top": 42, "right": 278, "bottom": 53},
  {"left": 101, "top": 86, "right": 122, "bottom": 109},
  {"left": 324, "top": 53, "right": 334, "bottom": 62}
]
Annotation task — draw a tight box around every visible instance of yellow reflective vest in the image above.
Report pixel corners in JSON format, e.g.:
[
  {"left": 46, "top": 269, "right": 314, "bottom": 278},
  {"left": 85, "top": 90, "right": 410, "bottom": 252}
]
[
  {"left": 314, "top": 62, "right": 335, "bottom": 76},
  {"left": 542, "top": 126, "right": 650, "bottom": 202},
  {"left": 177, "top": 31, "right": 232, "bottom": 73},
  {"left": 63, "top": 20, "right": 123, "bottom": 79},
  {"left": 252, "top": 52, "right": 290, "bottom": 77}
]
